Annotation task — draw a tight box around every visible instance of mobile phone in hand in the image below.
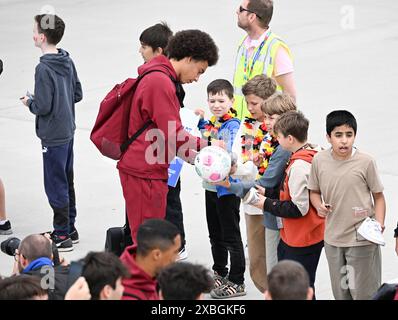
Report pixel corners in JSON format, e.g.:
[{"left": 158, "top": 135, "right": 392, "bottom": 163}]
[{"left": 26, "top": 91, "right": 34, "bottom": 100}]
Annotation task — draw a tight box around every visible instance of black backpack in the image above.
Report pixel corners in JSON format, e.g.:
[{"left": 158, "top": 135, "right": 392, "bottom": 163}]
[
  {"left": 104, "top": 213, "right": 133, "bottom": 256},
  {"left": 371, "top": 283, "right": 398, "bottom": 300}
]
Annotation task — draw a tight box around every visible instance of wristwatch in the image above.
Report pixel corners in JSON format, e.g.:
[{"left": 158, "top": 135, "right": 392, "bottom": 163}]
[
  {"left": 207, "top": 136, "right": 212, "bottom": 146},
  {"left": 394, "top": 223, "right": 398, "bottom": 238}
]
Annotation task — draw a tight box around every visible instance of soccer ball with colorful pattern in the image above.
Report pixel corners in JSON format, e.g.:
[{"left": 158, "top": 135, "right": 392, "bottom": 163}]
[{"left": 194, "top": 146, "right": 231, "bottom": 183}]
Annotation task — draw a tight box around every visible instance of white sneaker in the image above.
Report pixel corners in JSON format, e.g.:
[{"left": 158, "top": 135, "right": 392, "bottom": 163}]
[
  {"left": 242, "top": 188, "right": 260, "bottom": 205},
  {"left": 358, "top": 217, "right": 385, "bottom": 246},
  {"left": 177, "top": 247, "right": 188, "bottom": 261}
]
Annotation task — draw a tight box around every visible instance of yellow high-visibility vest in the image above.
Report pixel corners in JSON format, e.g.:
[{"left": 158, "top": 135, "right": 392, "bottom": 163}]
[{"left": 232, "top": 31, "right": 293, "bottom": 120}]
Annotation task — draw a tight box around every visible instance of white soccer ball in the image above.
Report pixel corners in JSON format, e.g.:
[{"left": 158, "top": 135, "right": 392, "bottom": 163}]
[{"left": 194, "top": 146, "right": 231, "bottom": 183}]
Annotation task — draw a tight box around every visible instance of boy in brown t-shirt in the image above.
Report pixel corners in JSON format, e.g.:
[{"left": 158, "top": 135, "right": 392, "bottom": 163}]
[{"left": 308, "top": 110, "right": 386, "bottom": 300}]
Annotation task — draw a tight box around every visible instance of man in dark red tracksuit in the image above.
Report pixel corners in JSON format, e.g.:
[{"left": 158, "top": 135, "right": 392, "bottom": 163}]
[
  {"left": 120, "top": 219, "right": 181, "bottom": 300},
  {"left": 117, "top": 30, "right": 221, "bottom": 241}
]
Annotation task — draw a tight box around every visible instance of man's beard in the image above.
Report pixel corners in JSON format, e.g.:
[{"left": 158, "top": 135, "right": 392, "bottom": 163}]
[{"left": 237, "top": 19, "right": 249, "bottom": 31}]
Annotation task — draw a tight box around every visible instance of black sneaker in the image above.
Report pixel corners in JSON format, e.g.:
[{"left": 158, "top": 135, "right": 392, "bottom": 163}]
[
  {"left": 69, "top": 228, "right": 79, "bottom": 244},
  {"left": 0, "top": 221, "right": 13, "bottom": 235},
  {"left": 50, "top": 233, "right": 73, "bottom": 252}
]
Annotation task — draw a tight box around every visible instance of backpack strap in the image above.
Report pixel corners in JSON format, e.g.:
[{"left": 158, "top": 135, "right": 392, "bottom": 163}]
[
  {"left": 120, "top": 120, "right": 152, "bottom": 153},
  {"left": 119, "top": 69, "right": 176, "bottom": 154}
]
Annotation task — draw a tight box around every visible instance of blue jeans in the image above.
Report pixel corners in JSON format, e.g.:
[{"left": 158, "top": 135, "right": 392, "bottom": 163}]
[{"left": 42, "top": 139, "right": 76, "bottom": 236}]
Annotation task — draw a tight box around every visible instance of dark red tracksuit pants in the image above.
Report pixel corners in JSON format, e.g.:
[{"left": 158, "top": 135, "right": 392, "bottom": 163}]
[{"left": 119, "top": 172, "right": 168, "bottom": 242}]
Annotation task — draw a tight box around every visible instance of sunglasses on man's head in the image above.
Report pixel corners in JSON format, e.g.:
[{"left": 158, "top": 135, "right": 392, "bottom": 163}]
[{"left": 239, "top": 6, "right": 263, "bottom": 20}]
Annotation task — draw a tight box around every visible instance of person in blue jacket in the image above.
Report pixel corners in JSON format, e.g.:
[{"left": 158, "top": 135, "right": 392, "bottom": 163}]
[
  {"left": 195, "top": 79, "right": 245, "bottom": 299},
  {"left": 20, "top": 15, "right": 82, "bottom": 252}
]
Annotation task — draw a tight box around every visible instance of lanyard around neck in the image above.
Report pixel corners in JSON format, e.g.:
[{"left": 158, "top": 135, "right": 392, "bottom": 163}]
[{"left": 243, "top": 35, "right": 268, "bottom": 82}]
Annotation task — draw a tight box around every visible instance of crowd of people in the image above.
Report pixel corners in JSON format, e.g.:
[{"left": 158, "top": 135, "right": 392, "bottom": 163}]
[{"left": 1, "top": 0, "right": 398, "bottom": 301}]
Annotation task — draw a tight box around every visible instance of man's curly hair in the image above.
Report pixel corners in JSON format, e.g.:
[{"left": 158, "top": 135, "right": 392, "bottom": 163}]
[{"left": 167, "top": 29, "right": 219, "bottom": 66}]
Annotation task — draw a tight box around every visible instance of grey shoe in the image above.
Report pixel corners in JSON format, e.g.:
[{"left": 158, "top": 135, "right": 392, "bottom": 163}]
[
  {"left": 210, "top": 280, "right": 246, "bottom": 299},
  {"left": 0, "top": 221, "right": 13, "bottom": 235},
  {"left": 213, "top": 271, "right": 228, "bottom": 289}
]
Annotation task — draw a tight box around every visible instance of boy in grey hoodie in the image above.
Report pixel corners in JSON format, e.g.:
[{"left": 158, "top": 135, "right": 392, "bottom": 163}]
[{"left": 21, "top": 14, "right": 82, "bottom": 252}]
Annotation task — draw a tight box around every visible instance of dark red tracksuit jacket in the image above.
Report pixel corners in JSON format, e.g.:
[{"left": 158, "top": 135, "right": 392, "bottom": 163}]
[
  {"left": 117, "top": 55, "right": 207, "bottom": 241},
  {"left": 120, "top": 245, "right": 159, "bottom": 300}
]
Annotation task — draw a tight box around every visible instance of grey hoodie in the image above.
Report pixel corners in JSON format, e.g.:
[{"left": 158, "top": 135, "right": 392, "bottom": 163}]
[{"left": 28, "top": 49, "right": 82, "bottom": 146}]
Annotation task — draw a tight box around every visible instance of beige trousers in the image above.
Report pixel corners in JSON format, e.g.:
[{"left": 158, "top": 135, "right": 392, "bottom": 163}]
[
  {"left": 245, "top": 214, "right": 267, "bottom": 293},
  {"left": 324, "top": 242, "right": 381, "bottom": 300}
]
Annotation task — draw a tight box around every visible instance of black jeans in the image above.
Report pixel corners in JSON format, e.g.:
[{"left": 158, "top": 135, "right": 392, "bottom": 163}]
[
  {"left": 166, "top": 178, "right": 186, "bottom": 250},
  {"left": 277, "top": 239, "right": 324, "bottom": 299},
  {"left": 205, "top": 190, "right": 245, "bottom": 285}
]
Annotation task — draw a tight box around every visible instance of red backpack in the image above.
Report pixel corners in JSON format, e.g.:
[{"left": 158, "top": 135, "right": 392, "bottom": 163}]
[{"left": 90, "top": 70, "right": 167, "bottom": 160}]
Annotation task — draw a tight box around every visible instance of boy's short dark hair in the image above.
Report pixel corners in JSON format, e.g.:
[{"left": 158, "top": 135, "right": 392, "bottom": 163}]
[
  {"left": 268, "top": 260, "right": 310, "bottom": 300},
  {"left": 158, "top": 262, "right": 214, "bottom": 300},
  {"left": 242, "top": 75, "right": 276, "bottom": 100},
  {"left": 247, "top": 0, "right": 274, "bottom": 28},
  {"left": 81, "top": 251, "right": 129, "bottom": 300},
  {"left": 207, "top": 79, "right": 234, "bottom": 100},
  {"left": 326, "top": 110, "right": 357, "bottom": 136},
  {"left": 139, "top": 22, "right": 173, "bottom": 52},
  {"left": 0, "top": 275, "right": 47, "bottom": 300},
  {"left": 274, "top": 110, "right": 308, "bottom": 143},
  {"left": 34, "top": 14, "right": 65, "bottom": 45},
  {"left": 137, "top": 219, "right": 180, "bottom": 257},
  {"left": 167, "top": 30, "right": 219, "bottom": 66}
]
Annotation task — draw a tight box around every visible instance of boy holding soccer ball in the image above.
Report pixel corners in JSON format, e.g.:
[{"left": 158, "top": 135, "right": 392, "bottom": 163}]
[{"left": 194, "top": 79, "right": 246, "bottom": 299}]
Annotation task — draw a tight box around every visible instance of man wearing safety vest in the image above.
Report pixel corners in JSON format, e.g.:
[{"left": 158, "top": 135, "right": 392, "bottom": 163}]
[
  {"left": 233, "top": 0, "right": 296, "bottom": 120},
  {"left": 232, "top": 0, "right": 296, "bottom": 294}
]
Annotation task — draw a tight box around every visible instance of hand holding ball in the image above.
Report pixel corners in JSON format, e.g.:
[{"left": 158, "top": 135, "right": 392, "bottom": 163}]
[{"left": 194, "top": 146, "right": 231, "bottom": 183}]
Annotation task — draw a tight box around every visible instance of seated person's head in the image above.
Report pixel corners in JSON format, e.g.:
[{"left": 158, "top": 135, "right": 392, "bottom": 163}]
[
  {"left": 206, "top": 79, "right": 236, "bottom": 118},
  {"left": 17, "top": 234, "right": 52, "bottom": 273},
  {"left": 261, "top": 93, "right": 297, "bottom": 135},
  {"left": 139, "top": 22, "right": 173, "bottom": 63},
  {"left": 81, "top": 251, "right": 129, "bottom": 300},
  {"left": 242, "top": 75, "right": 277, "bottom": 121},
  {"left": 273, "top": 110, "right": 309, "bottom": 151},
  {"left": 0, "top": 274, "right": 48, "bottom": 300},
  {"left": 166, "top": 30, "right": 219, "bottom": 84},
  {"left": 136, "top": 219, "right": 181, "bottom": 276},
  {"left": 265, "top": 260, "right": 313, "bottom": 300},
  {"left": 158, "top": 262, "right": 214, "bottom": 300}
]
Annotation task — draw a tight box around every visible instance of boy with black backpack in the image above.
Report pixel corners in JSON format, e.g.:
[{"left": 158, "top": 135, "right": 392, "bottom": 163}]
[{"left": 21, "top": 14, "right": 82, "bottom": 252}]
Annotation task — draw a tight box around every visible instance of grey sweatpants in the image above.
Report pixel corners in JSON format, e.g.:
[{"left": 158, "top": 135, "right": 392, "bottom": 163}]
[{"left": 324, "top": 242, "right": 381, "bottom": 300}]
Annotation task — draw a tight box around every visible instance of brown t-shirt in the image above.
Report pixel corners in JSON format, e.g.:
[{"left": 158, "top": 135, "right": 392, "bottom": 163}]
[{"left": 308, "top": 148, "right": 384, "bottom": 247}]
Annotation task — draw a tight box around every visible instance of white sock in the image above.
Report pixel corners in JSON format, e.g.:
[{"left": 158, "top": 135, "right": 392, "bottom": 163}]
[{"left": 0, "top": 220, "right": 8, "bottom": 225}]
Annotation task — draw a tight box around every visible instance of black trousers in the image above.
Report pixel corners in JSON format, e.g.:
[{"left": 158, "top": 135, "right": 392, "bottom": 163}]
[
  {"left": 205, "top": 190, "right": 245, "bottom": 285},
  {"left": 165, "top": 178, "right": 185, "bottom": 250},
  {"left": 277, "top": 239, "right": 323, "bottom": 299}
]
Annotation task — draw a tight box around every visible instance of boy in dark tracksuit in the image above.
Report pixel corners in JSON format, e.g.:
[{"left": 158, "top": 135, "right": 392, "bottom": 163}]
[{"left": 21, "top": 14, "right": 82, "bottom": 251}]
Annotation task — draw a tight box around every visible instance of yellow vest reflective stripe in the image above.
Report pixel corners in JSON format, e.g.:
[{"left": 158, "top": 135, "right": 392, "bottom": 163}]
[{"left": 233, "top": 32, "right": 293, "bottom": 120}]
